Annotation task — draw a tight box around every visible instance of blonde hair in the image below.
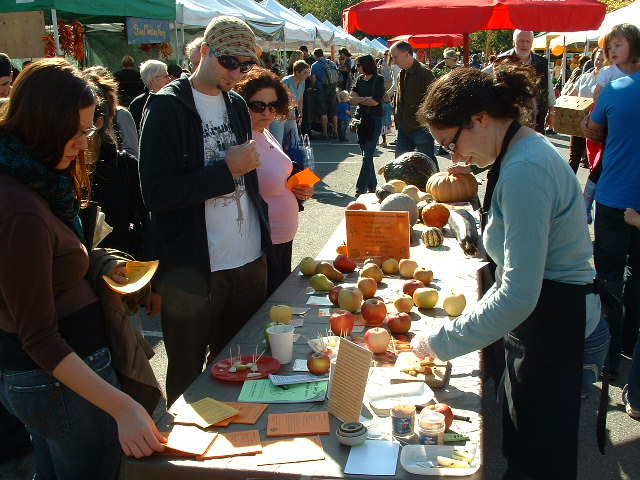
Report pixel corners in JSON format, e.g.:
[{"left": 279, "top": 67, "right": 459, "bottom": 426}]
[{"left": 338, "top": 90, "right": 350, "bottom": 102}]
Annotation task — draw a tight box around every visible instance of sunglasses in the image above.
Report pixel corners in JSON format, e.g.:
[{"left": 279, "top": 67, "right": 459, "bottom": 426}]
[
  {"left": 208, "top": 45, "right": 255, "bottom": 73},
  {"left": 247, "top": 100, "right": 282, "bottom": 113},
  {"left": 442, "top": 126, "right": 462, "bottom": 154}
]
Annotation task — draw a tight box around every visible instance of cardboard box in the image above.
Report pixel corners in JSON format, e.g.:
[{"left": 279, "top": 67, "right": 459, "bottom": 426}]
[{"left": 554, "top": 95, "right": 594, "bottom": 138}]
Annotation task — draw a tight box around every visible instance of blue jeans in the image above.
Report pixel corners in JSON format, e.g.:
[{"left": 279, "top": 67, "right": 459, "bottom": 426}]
[
  {"left": 0, "top": 348, "right": 121, "bottom": 479},
  {"left": 582, "top": 315, "right": 610, "bottom": 399},
  {"left": 395, "top": 125, "right": 438, "bottom": 169},
  {"left": 356, "top": 116, "right": 382, "bottom": 193},
  {"left": 593, "top": 202, "right": 640, "bottom": 370},
  {"left": 338, "top": 119, "right": 349, "bottom": 141}
]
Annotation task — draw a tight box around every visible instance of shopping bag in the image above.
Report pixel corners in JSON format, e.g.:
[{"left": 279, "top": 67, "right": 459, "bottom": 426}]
[
  {"left": 301, "top": 134, "right": 315, "bottom": 170},
  {"left": 282, "top": 129, "right": 304, "bottom": 164}
]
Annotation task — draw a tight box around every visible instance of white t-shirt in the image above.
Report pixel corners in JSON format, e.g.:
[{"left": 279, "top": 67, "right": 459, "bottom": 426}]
[
  {"left": 597, "top": 64, "right": 627, "bottom": 87},
  {"left": 192, "top": 88, "right": 261, "bottom": 272}
]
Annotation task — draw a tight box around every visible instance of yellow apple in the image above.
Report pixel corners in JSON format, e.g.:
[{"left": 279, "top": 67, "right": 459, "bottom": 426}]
[
  {"left": 413, "top": 287, "right": 439, "bottom": 309},
  {"left": 381, "top": 258, "right": 400, "bottom": 275},
  {"left": 394, "top": 294, "right": 414, "bottom": 313},
  {"left": 360, "top": 263, "right": 384, "bottom": 284},
  {"left": 413, "top": 267, "right": 434, "bottom": 285},
  {"left": 443, "top": 291, "right": 466, "bottom": 317},
  {"left": 398, "top": 259, "right": 418, "bottom": 279},
  {"left": 299, "top": 257, "right": 317, "bottom": 275},
  {"left": 269, "top": 305, "right": 292, "bottom": 324}
]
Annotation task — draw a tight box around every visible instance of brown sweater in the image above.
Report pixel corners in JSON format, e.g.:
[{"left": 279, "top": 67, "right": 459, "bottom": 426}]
[{"left": 0, "top": 173, "right": 97, "bottom": 372}]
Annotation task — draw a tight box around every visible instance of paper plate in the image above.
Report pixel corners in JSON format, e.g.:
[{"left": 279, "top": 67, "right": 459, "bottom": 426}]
[{"left": 211, "top": 355, "right": 280, "bottom": 382}]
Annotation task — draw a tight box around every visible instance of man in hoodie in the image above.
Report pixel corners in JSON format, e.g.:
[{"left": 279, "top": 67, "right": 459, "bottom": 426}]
[{"left": 139, "top": 16, "right": 273, "bottom": 406}]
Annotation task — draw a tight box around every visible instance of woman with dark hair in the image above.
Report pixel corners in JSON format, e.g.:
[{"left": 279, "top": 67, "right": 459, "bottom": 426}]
[
  {"left": 351, "top": 54, "right": 385, "bottom": 195},
  {"left": 235, "top": 68, "right": 314, "bottom": 295},
  {"left": 0, "top": 58, "right": 165, "bottom": 478},
  {"left": 411, "top": 65, "right": 607, "bottom": 480}
]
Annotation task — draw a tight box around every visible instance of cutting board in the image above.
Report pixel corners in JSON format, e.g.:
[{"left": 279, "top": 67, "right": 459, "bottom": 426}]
[{"left": 390, "top": 352, "right": 450, "bottom": 388}]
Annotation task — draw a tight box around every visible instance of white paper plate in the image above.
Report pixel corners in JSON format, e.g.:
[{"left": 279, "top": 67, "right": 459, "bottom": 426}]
[
  {"left": 400, "top": 445, "right": 480, "bottom": 476},
  {"left": 365, "top": 381, "right": 434, "bottom": 410}
]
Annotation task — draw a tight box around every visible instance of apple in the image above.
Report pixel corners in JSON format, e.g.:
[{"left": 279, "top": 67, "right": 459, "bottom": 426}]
[
  {"left": 426, "top": 403, "right": 454, "bottom": 431},
  {"left": 334, "top": 254, "right": 357, "bottom": 273},
  {"left": 381, "top": 258, "right": 400, "bottom": 275},
  {"left": 364, "top": 327, "right": 391, "bottom": 354},
  {"left": 386, "top": 312, "right": 411, "bottom": 333},
  {"left": 264, "top": 321, "right": 280, "bottom": 343},
  {"left": 346, "top": 201, "right": 367, "bottom": 210},
  {"left": 413, "top": 287, "right": 439, "bottom": 309},
  {"left": 330, "top": 310, "right": 355, "bottom": 336},
  {"left": 443, "top": 291, "right": 466, "bottom": 317},
  {"left": 361, "top": 298, "right": 387, "bottom": 326},
  {"left": 307, "top": 352, "right": 331, "bottom": 375},
  {"left": 360, "top": 263, "right": 384, "bottom": 283},
  {"left": 338, "top": 286, "right": 363, "bottom": 313},
  {"left": 299, "top": 257, "right": 317, "bottom": 275},
  {"left": 394, "top": 294, "right": 414, "bottom": 313},
  {"left": 413, "top": 267, "right": 434, "bottom": 285},
  {"left": 357, "top": 277, "right": 378, "bottom": 299},
  {"left": 403, "top": 279, "right": 425, "bottom": 297},
  {"left": 363, "top": 257, "right": 383, "bottom": 268},
  {"left": 269, "top": 305, "right": 292, "bottom": 325},
  {"left": 328, "top": 285, "right": 343, "bottom": 306},
  {"left": 399, "top": 259, "right": 419, "bottom": 278}
]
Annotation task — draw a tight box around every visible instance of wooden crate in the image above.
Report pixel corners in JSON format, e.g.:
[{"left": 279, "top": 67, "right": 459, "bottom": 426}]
[{"left": 554, "top": 95, "right": 594, "bottom": 138}]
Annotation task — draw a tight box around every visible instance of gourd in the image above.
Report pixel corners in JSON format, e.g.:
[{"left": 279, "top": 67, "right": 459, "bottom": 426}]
[
  {"left": 402, "top": 185, "right": 421, "bottom": 203},
  {"left": 378, "top": 152, "right": 438, "bottom": 190},
  {"left": 379, "top": 193, "right": 419, "bottom": 226},
  {"left": 375, "top": 182, "right": 396, "bottom": 202},
  {"left": 422, "top": 227, "right": 444, "bottom": 247},
  {"left": 448, "top": 209, "right": 479, "bottom": 256},
  {"left": 422, "top": 203, "right": 450, "bottom": 228},
  {"left": 426, "top": 172, "right": 478, "bottom": 203}
]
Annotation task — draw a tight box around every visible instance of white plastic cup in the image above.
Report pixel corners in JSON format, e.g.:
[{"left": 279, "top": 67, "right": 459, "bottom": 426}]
[
  {"left": 267, "top": 324, "right": 295, "bottom": 364},
  {"left": 327, "top": 357, "right": 338, "bottom": 398}
]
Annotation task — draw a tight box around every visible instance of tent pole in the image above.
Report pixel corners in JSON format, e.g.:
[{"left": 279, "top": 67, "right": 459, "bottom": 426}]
[
  {"left": 51, "top": 9, "right": 61, "bottom": 55},
  {"left": 463, "top": 33, "right": 469, "bottom": 67},
  {"left": 174, "top": 21, "right": 179, "bottom": 64}
]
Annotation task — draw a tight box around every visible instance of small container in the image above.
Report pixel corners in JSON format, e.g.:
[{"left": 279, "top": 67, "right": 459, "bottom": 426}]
[
  {"left": 336, "top": 422, "right": 368, "bottom": 446},
  {"left": 391, "top": 403, "right": 416, "bottom": 438},
  {"left": 418, "top": 410, "right": 445, "bottom": 445}
]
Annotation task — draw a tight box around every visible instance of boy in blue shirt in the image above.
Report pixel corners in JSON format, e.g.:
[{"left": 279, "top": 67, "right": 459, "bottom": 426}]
[{"left": 337, "top": 90, "right": 351, "bottom": 142}]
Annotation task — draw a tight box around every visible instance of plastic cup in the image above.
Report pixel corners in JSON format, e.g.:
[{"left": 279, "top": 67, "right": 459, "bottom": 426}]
[{"left": 267, "top": 324, "right": 295, "bottom": 364}]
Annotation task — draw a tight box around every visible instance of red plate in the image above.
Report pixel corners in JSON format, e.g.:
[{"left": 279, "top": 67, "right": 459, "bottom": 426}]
[{"left": 210, "top": 355, "right": 280, "bottom": 382}]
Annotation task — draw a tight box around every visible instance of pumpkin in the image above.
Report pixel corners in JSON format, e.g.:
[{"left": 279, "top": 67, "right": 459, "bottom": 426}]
[
  {"left": 336, "top": 242, "right": 348, "bottom": 255},
  {"left": 422, "top": 227, "right": 444, "bottom": 247},
  {"left": 426, "top": 172, "right": 478, "bottom": 203},
  {"left": 379, "top": 193, "right": 419, "bottom": 226},
  {"left": 378, "top": 151, "right": 438, "bottom": 190},
  {"left": 422, "top": 202, "right": 450, "bottom": 228}
]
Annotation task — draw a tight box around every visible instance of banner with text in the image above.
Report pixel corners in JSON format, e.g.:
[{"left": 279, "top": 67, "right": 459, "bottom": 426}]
[{"left": 125, "top": 17, "right": 170, "bottom": 45}]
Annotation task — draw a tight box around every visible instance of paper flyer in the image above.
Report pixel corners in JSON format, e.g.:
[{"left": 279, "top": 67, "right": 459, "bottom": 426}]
[{"left": 238, "top": 379, "right": 327, "bottom": 403}]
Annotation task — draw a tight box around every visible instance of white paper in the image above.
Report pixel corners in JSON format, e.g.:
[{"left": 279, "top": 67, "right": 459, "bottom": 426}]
[
  {"left": 344, "top": 440, "right": 400, "bottom": 475},
  {"left": 307, "top": 296, "right": 334, "bottom": 306},
  {"left": 268, "top": 373, "right": 328, "bottom": 385},
  {"left": 291, "top": 318, "right": 304, "bottom": 328},
  {"left": 292, "top": 359, "right": 310, "bottom": 372}
]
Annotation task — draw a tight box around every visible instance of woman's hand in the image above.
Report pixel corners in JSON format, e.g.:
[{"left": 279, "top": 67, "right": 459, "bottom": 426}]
[
  {"left": 293, "top": 185, "right": 314, "bottom": 201},
  {"left": 109, "top": 264, "right": 129, "bottom": 285},
  {"left": 115, "top": 398, "right": 167, "bottom": 458},
  {"left": 448, "top": 163, "right": 472, "bottom": 175},
  {"left": 410, "top": 331, "right": 439, "bottom": 362},
  {"left": 146, "top": 291, "right": 162, "bottom": 316}
]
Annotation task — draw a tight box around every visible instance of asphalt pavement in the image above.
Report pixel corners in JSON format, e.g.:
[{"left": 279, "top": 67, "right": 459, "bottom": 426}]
[{"left": 3, "top": 129, "right": 639, "bottom": 479}]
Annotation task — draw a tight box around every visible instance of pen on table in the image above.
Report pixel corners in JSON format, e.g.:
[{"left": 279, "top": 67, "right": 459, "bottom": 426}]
[{"left": 453, "top": 414, "right": 471, "bottom": 422}]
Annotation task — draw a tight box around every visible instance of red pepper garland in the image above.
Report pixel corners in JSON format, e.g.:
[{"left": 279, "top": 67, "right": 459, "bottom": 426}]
[{"left": 42, "top": 19, "right": 86, "bottom": 62}]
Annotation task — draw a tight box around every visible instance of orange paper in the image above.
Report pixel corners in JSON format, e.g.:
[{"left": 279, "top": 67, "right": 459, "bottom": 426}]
[
  {"left": 266, "top": 411, "right": 330, "bottom": 437},
  {"left": 163, "top": 424, "right": 217, "bottom": 456},
  {"left": 196, "top": 430, "right": 262, "bottom": 460},
  {"left": 345, "top": 211, "right": 411, "bottom": 260},
  {"left": 212, "top": 402, "right": 268, "bottom": 426},
  {"left": 286, "top": 168, "right": 321, "bottom": 190},
  {"left": 256, "top": 435, "right": 325, "bottom": 465}
]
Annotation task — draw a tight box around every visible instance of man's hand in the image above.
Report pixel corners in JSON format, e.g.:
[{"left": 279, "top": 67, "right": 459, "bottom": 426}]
[
  {"left": 225, "top": 140, "right": 261, "bottom": 178},
  {"left": 581, "top": 114, "right": 605, "bottom": 143}
]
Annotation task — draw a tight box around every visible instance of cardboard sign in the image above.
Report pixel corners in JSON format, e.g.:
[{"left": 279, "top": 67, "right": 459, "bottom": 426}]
[
  {"left": 345, "top": 211, "right": 411, "bottom": 260},
  {"left": 554, "top": 95, "right": 594, "bottom": 138}
]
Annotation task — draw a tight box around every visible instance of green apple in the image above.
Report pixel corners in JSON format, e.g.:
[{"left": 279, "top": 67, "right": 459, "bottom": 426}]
[
  {"left": 270, "top": 304, "right": 292, "bottom": 324},
  {"left": 413, "top": 287, "right": 439, "bottom": 309},
  {"left": 264, "top": 322, "right": 280, "bottom": 344}
]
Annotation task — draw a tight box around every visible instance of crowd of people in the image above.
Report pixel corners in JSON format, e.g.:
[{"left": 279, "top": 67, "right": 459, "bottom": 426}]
[{"left": 0, "top": 12, "right": 638, "bottom": 480}]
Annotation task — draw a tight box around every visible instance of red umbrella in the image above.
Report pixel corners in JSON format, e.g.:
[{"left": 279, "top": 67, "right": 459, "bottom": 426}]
[
  {"left": 344, "top": 0, "right": 606, "bottom": 35},
  {"left": 388, "top": 33, "right": 465, "bottom": 49}
]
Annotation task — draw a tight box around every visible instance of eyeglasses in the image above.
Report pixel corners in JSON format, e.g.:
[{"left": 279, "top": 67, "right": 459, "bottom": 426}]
[
  {"left": 73, "top": 126, "right": 97, "bottom": 140},
  {"left": 154, "top": 73, "right": 171, "bottom": 80},
  {"left": 442, "top": 126, "right": 463, "bottom": 154},
  {"left": 207, "top": 45, "right": 255, "bottom": 73},
  {"left": 247, "top": 100, "right": 282, "bottom": 113}
]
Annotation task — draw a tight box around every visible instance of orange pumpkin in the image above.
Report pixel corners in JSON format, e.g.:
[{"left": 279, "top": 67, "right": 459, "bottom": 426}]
[
  {"left": 422, "top": 203, "right": 450, "bottom": 228},
  {"left": 336, "top": 242, "right": 348, "bottom": 255},
  {"left": 426, "top": 172, "right": 478, "bottom": 203}
]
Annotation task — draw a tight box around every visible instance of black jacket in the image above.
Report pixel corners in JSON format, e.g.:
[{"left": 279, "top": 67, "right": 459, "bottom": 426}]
[{"left": 138, "top": 77, "right": 273, "bottom": 298}]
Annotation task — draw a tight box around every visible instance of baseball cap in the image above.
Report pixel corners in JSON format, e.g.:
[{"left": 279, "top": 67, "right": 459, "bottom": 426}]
[
  {"left": 444, "top": 49, "right": 459, "bottom": 60},
  {"left": 204, "top": 16, "right": 259, "bottom": 62},
  {"left": 0, "top": 53, "right": 12, "bottom": 77}
]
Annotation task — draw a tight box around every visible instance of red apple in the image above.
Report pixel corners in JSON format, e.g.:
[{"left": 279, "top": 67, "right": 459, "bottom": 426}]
[
  {"left": 386, "top": 312, "right": 411, "bottom": 334},
  {"left": 346, "top": 201, "right": 367, "bottom": 210},
  {"left": 338, "top": 286, "right": 363, "bottom": 313},
  {"left": 426, "top": 403, "right": 454, "bottom": 432},
  {"left": 357, "top": 277, "right": 378, "bottom": 299},
  {"left": 361, "top": 298, "right": 387, "bottom": 326},
  {"left": 364, "top": 327, "right": 391, "bottom": 354},
  {"left": 330, "top": 310, "right": 355, "bottom": 336},
  {"left": 403, "top": 279, "right": 425, "bottom": 297},
  {"left": 334, "top": 254, "right": 357, "bottom": 273},
  {"left": 307, "top": 352, "right": 331, "bottom": 375},
  {"left": 328, "top": 285, "right": 343, "bottom": 306}
]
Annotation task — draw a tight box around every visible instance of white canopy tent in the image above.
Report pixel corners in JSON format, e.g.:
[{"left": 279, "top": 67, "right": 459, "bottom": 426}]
[
  {"left": 302, "top": 12, "right": 335, "bottom": 47},
  {"left": 321, "top": 21, "right": 363, "bottom": 54},
  {"left": 259, "top": 0, "right": 316, "bottom": 49},
  {"left": 370, "top": 38, "right": 388, "bottom": 54}
]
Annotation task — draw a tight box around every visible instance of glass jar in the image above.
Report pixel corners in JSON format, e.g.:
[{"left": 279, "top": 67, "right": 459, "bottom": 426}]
[
  {"left": 391, "top": 403, "right": 416, "bottom": 438},
  {"left": 418, "top": 410, "right": 445, "bottom": 445}
]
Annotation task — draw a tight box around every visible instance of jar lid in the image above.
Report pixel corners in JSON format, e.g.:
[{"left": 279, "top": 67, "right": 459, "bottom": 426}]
[{"left": 418, "top": 410, "right": 445, "bottom": 429}]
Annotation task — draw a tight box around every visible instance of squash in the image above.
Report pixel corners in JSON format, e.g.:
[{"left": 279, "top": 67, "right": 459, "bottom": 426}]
[
  {"left": 426, "top": 172, "right": 478, "bottom": 203},
  {"left": 375, "top": 182, "right": 396, "bottom": 202},
  {"left": 402, "top": 185, "right": 421, "bottom": 203},
  {"left": 388, "top": 179, "right": 407, "bottom": 192},
  {"left": 336, "top": 242, "right": 348, "bottom": 255},
  {"left": 448, "top": 209, "right": 479, "bottom": 256},
  {"left": 422, "top": 227, "right": 444, "bottom": 247},
  {"left": 379, "top": 193, "right": 419, "bottom": 226},
  {"left": 422, "top": 203, "right": 450, "bottom": 228},
  {"left": 378, "top": 152, "right": 438, "bottom": 190}
]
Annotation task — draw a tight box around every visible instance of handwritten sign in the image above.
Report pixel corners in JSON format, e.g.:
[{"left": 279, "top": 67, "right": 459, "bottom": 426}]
[
  {"left": 125, "top": 17, "right": 170, "bottom": 44},
  {"left": 345, "top": 210, "right": 411, "bottom": 260}
]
